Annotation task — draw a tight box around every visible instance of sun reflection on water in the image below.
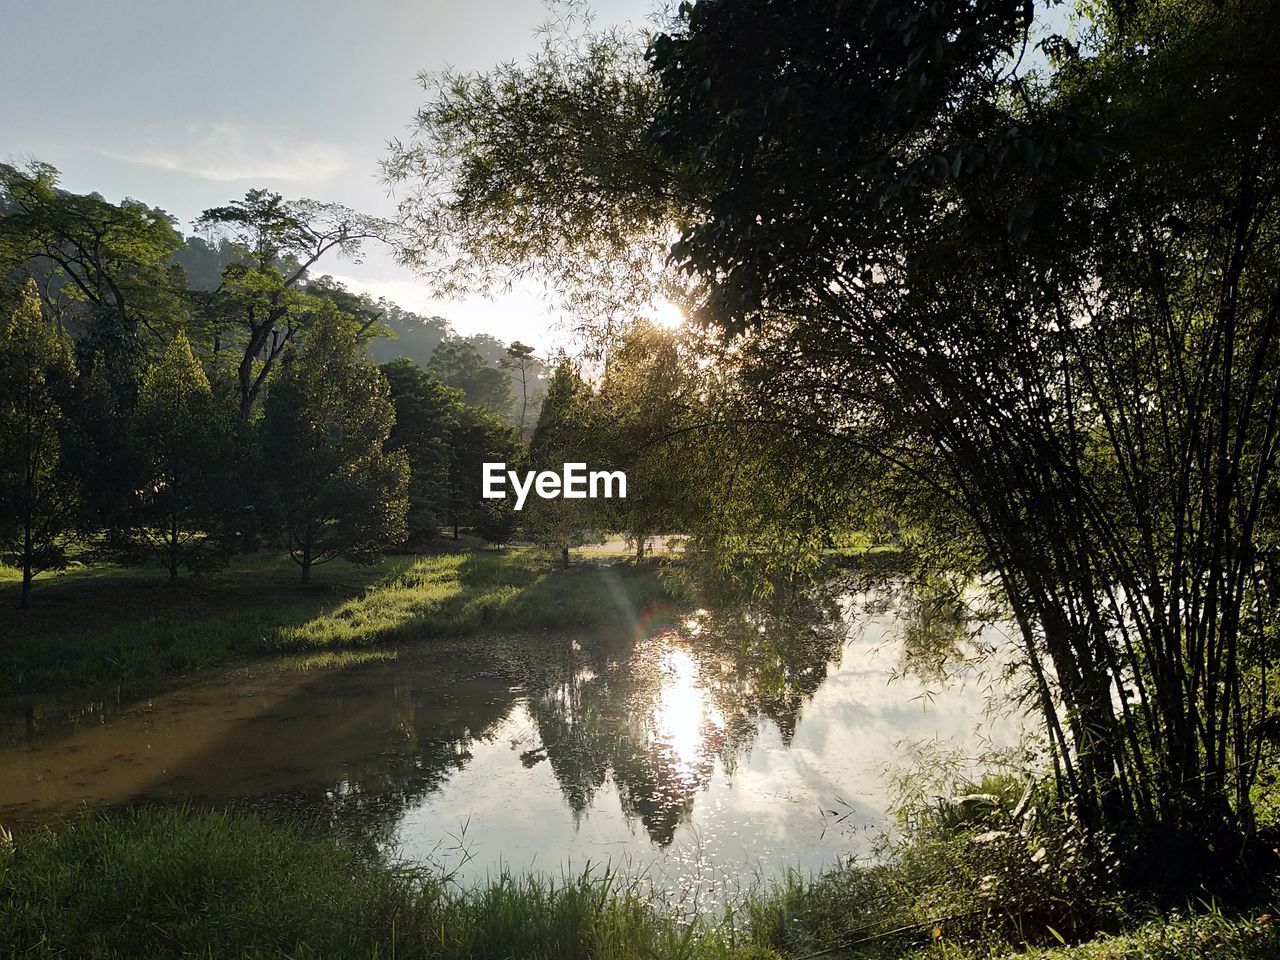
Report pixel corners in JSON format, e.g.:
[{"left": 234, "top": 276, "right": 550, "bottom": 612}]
[{"left": 651, "top": 638, "right": 724, "bottom": 786}]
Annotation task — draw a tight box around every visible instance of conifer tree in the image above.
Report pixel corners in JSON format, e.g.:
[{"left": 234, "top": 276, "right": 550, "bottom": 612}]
[{"left": 0, "top": 282, "right": 78, "bottom": 608}]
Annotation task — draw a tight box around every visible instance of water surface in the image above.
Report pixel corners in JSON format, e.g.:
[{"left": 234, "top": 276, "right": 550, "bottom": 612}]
[{"left": 0, "top": 589, "right": 1023, "bottom": 899}]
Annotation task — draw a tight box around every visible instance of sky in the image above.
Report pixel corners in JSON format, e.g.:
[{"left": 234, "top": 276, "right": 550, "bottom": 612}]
[{"left": 0, "top": 0, "right": 656, "bottom": 351}]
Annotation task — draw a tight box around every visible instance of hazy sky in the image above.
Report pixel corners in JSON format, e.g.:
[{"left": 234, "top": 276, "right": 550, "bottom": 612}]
[{"left": 0, "top": 0, "right": 655, "bottom": 349}]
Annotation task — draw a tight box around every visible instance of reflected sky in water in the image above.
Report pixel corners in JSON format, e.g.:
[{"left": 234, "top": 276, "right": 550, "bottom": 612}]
[{"left": 0, "top": 587, "right": 1026, "bottom": 900}]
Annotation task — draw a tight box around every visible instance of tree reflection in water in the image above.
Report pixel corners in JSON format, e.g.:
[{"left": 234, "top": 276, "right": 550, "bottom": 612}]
[
  {"left": 1, "top": 579, "right": 985, "bottom": 857},
  {"left": 243, "top": 586, "right": 856, "bottom": 849},
  {"left": 518, "top": 585, "right": 851, "bottom": 845}
]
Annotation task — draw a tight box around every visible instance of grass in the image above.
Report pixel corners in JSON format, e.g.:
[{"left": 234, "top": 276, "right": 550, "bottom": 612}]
[
  {"left": 920, "top": 910, "right": 1280, "bottom": 959},
  {"left": 271, "top": 549, "right": 673, "bottom": 649},
  {"left": 0, "top": 547, "right": 677, "bottom": 695},
  {"left": 0, "top": 809, "right": 1275, "bottom": 960},
  {"left": 750, "top": 875, "right": 1280, "bottom": 960},
  {"left": 0, "top": 808, "right": 769, "bottom": 960}
]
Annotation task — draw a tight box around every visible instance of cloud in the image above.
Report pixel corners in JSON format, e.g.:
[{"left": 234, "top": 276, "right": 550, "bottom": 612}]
[{"left": 101, "top": 122, "right": 348, "bottom": 183}]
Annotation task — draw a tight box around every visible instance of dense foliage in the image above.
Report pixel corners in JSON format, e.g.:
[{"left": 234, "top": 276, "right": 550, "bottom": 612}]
[
  {"left": 0, "top": 165, "right": 558, "bottom": 588},
  {"left": 7, "top": 0, "right": 1280, "bottom": 926},
  {"left": 383, "top": 0, "right": 1280, "bottom": 890}
]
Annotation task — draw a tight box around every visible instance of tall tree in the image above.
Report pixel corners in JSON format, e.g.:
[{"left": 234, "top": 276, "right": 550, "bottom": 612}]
[
  {"left": 195, "top": 190, "right": 385, "bottom": 419},
  {"left": 0, "top": 283, "right": 78, "bottom": 608},
  {"left": 126, "top": 332, "right": 237, "bottom": 582},
  {"left": 526, "top": 359, "right": 597, "bottom": 569},
  {"left": 262, "top": 307, "right": 409, "bottom": 583},
  {"left": 381, "top": 358, "right": 463, "bottom": 543},
  {"left": 500, "top": 340, "right": 538, "bottom": 440}
]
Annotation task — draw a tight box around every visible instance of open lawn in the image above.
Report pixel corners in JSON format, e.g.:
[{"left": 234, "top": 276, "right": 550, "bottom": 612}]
[{"left": 0, "top": 548, "right": 676, "bottom": 696}]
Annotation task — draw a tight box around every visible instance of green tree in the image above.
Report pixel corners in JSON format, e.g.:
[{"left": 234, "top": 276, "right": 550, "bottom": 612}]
[
  {"left": 0, "top": 283, "right": 78, "bottom": 608},
  {"left": 526, "top": 360, "right": 597, "bottom": 568},
  {"left": 474, "top": 498, "right": 517, "bottom": 549},
  {"left": 1, "top": 164, "right": 186, "bottom": 534},
  {"left": 262, "top": 307, "right": 409, "bottom": 583},
  {"left": 594, "top": 323, "right": 691, "bottom": 564},
  {"left": 444, "top": 405, "right": 516, "bottom": 540},
  {"left": 0, "top": 162, "right": 186, "bottom": 354},
  {"left": 381, "top": 358, "right": 463, "bottom": 543},
  {"left": 126, "top": 332, "right": 237, "bottom": 582},
  {"left": 426, "top": 337, "right": 513, "bottom": 415},
  {"left": 195, "top": 190, "right": 385, "bottom": 419},
  {"left": 366, "top": 304, "right": 453, "bottom": 368}
]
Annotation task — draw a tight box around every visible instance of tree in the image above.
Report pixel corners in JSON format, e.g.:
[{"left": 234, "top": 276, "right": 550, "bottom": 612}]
[
  {"left": 126, "top": 332, "right": 237, "bottom": 582},
  {"left": 172, "top": 235, "right": 243, "bottom": 292},
  {"left": 382, "top": 21, "right": 675, "bottom": 325},
  {"left": 444, "top": 405, "right": 516, "bottom": 540},
  {"left": 474, "top": 499, "right": 518, "bottom": 549},
  {"left": 594, "top": 323, "right": 691, "bottom": 563},
  {"left": 367, "top": 304, "right": 453, "bottom": 368},
  {"left": 426, "top": 337, "right": 513, "bottom": 414},
  {"left": 0, "top": 162, "right": 186, "bottom": 353},
  {"left": 526, "top": 360, "right": 597, "bottom": 568},
  {"left": 386, "top": 0, "right": 1280, "bottom": 876},
  {"left": 262, "top": 307, "right": 409, "bottom": 583},
  {"left": 195, "top": 190, "right": 386, "bottom": 419},
  {"left": 381, "top": 358, "right": 463, "bottom": 543},
  {"left": 0, "top": 283, "right": 78, "bottom": 608},
  {"left": 500, "top": 341, "right": 538, "bottom": 440}
]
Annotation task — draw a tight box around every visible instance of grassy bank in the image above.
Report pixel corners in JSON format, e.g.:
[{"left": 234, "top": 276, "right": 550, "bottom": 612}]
[
  {"left": 0, "top": 548, "right": 676, "bottom": 695},
  {"left": 0, "top": 809, "right": 1275, "bottom": 960},
  {"left": 0, "top": 809, "right": 755, "bottom": 960}
]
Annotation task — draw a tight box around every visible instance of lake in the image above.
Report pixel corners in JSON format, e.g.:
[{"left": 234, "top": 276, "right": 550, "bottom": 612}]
[{"left": 0, "top": 585, "right": 1025, "bottom": 902}]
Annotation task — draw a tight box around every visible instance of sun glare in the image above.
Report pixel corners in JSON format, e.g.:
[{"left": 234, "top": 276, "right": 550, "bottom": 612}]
[
  {"left": 650, "top": 299, "right": 686, "bottom": 329},
  {"left": 653, "top": 643, "right": 724, "bottom": 783}
]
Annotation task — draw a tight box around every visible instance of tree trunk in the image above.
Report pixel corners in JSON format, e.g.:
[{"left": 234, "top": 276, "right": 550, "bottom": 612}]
[
  {"left": 238, "top": 350, "right": 257, "bottom": 421},
  {"left": 168, "top": 520, "right": 179, "bottom": 585},
  {"left": 20, "top": 513, "right": 33, "bottom": 609},
  {"left": 453, "top": 520, "right": 459, "bottom": 540},
  {"left": 635, "top": 537, "right": 646, "bottom": 566},
  {"left": 561, "top": 545, "right": 570, "bottom": 570},
  {"left": 519, "top": 367, "right": 528, "bottom": 441},
  {"left": 20, "top": 559, "right": 32, "bottom": 610},
  {"left": 300, "top": 529, "right": 312, "bottom": 584}
]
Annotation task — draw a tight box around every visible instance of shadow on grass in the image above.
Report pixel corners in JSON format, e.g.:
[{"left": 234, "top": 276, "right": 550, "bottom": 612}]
[
  {"left": 0, "top": 554, "right": 418, "bottom": 696},
  {"left": 270, "top": 551, "right": 676, "bottom": 651},
  {"left": 0, "top": 550, "right": 678, "bottom": 696}
]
